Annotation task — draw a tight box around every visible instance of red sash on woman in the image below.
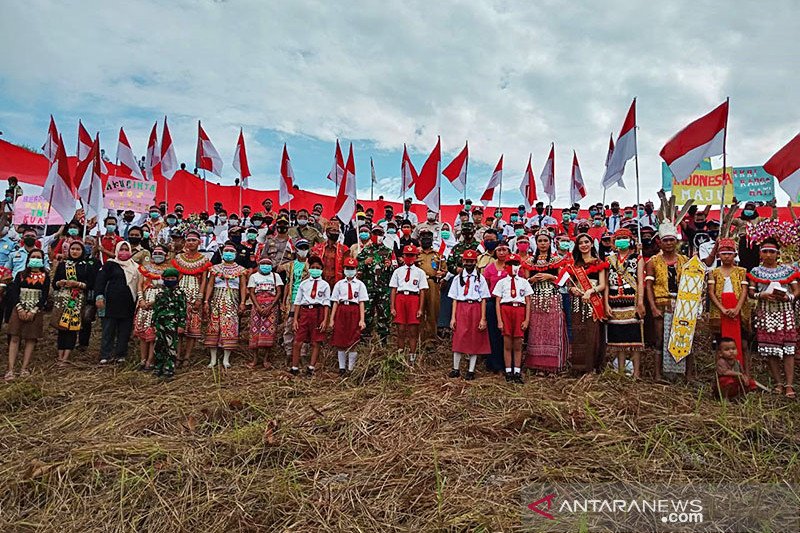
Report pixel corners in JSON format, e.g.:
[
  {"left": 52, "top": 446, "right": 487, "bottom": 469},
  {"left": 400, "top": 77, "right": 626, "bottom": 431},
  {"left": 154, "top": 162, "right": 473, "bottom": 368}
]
[
  {"left": 720, "top": 292, "right": 744, "bottom": 367},
  {"left": 567, "top": 263, "right": 606, "bottom": 320}
]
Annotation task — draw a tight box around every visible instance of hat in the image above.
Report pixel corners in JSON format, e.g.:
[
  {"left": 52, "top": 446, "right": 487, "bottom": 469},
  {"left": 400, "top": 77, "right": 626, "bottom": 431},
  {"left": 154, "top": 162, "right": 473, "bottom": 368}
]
[
  {"left": 162, "top": 267, "right": 179, "bottom": 278},
  {"left": 402, "top": 244, "right": 418, "bottom": 255},
  {"left": 613, "top": 228, "right": 634, "bottom": 240},
  {"left": 462, "top": 249, "right": 478, "bottom": 261},
  {"left": 717, "top": 238, "right": 737, "bottom": 252},
  {"left": 657, "top": 221, "right": 678, "bottom": 240},
  {"left": 358, "top": 224, "right": 371, "bottom": 232},
  {"left": 294, "top": 238, "right": 309, "bottom": 249},
  {"left": 506, "top": 253, "right": 521, "bottom": 264},
  {"left": 258, "top": 257, "right": 273, "bottom": 265},
  {"left": 343, "top": 257, "right": 358, "bottom": 268},
  {"left": 356, "top": 211, "right": 367, "bottom": 218},
  {"left": 461, "top": 221, "right": 475, "bottom": 230}
]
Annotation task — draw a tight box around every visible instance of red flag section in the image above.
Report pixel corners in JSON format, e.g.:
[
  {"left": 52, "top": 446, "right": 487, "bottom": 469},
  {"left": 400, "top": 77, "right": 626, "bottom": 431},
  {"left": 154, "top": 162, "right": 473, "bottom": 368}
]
[
  {"left": 442, "top": 141, "right": 468, "bottom": 192},
  {"left": 233, "top": 128, "right": 251, "bottom": 188},
  {"left": 764, "top": 133, "right": 800, "bottom": 202},
  {"left": 660, "top": 100, "right": 728, "bottom": 182},
  {"left": 414, "top": 137, "right": 441, "bottom": 212}
]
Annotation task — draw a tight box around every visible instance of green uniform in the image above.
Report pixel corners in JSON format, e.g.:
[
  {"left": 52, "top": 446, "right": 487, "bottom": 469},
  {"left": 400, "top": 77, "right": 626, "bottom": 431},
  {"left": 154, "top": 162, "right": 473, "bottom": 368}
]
[
  {"left": 447, "top": 239, "right": 480, "bottom": 275},
  {"left": 152, "top": 287, "right": 187, "bottom": 377},
  {"left": 357, "top": 242, "right": 394, "bottom": 340}
]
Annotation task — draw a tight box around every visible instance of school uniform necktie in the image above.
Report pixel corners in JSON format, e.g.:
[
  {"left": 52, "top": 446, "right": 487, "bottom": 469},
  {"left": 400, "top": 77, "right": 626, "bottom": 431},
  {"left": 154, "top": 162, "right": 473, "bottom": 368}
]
[
  {"left": 463, "top": 274, "right": 470, "bottom": 296},
  {"left": 347, "top": 280, "right": 353, "bottom": 300},
  {"left": 510, "top": 275, "right": 517, "bottom": 298},
  {"left": 405, "top": 266, "right": 411, "bottom": 282},
  {"left": 311, "top": 280, "right": 318, "bottom": 299}
]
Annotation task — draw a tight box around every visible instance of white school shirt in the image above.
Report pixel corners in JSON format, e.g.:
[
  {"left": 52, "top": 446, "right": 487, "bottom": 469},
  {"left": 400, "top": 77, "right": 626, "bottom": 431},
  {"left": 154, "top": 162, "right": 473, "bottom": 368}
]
[
  {"left": 331, "top": 278, "right": 369, "bottom": 303},
  {"left": 448, "top": 271, "right": 490, "bottom": 301},
  {"left": 293, "top": 277, "right": 331, "bottom": 306},
  {"left": 389, "top": 264, "right": 430, "bottom": 292},
  {"left": 491, "top": 275, "right": 533, "bottom": 304},
  {"left": 247, "top": 271, "right": 284, "bottom": 295}
]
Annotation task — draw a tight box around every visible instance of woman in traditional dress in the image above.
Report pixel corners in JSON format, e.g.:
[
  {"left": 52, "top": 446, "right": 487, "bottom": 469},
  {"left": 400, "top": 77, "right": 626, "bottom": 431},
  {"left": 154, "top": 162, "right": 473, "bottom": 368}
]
[
  {"left": 95, "top": 241, "right": 140, "bottom": 364},
  {"left": 524, "top": 230, "right": 571, "bottom": 374},
  {"left": 52, "top": 241, "right": 93, "bottom": 366},
  {"left": 172, "top": 230, "right": 211, "bottom": 367},
  {"left": 566, "top": 233, "right": 608, "bottom": 373},
  {"left": 604, "top": 228, "right": 645, "bottom": 378},
  {"left": 203, "top": 244, "right": 248, "bottom": 369},
  {"left": 747, "top": 237, "right": 799, "bottom": 398},
  {"left": 481, "top": 242, "right": 510, "bottom": 372},
  {"left": 5, "top": 249, "right": 50, "bottom": 381},
  {"left": 133, "top": 244, "right": 169, "bottom": 370},
  {"left": 247, "top": 257, "right": 284, "bottom": 369},
  {"left": 707, "top": 238, "right": 750, "bottom": 371}
]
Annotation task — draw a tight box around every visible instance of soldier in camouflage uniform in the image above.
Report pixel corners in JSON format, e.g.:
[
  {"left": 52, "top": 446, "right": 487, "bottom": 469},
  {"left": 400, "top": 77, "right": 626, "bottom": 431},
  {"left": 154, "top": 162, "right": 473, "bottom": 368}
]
[
  {"left": 447, "top": 221, "right": 481, "bottom": 276},
  {"left": 152, "top": 268, "right": 186, "bottom": 379},
  {"left": 357, "top": 226, "right": 395, "bottom": 341}
]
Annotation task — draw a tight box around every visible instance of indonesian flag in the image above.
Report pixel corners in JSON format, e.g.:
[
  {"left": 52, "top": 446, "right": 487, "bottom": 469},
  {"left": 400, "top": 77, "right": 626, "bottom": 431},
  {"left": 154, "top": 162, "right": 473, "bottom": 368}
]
[
  {"left": 160, "top": 116, "right": 179, "bottom": 180},
  {"left": 233, "top": 128, "right": 251, "bottom": 188},
  {"left": 401, "top": 143, "right": 418, "bottom": 197},
  {"left": 570, "top": 151, "right": 587, "bottom": 204},
  {"left": 335, "top": 143, "right": 357, "bottom": 223},
  {"left": 540, "top": 143, "right": 556, "bottom": 203},
  {"left": 42, "top": 115, "right": 59, "bottom": 163},
  {"left": 78, "top": 121, "right": 108, "bottom": 175},
  {"left": 42, "top": 135, "right": 76, "bottom": 222},
  {"left": 519, "top": 153, "right": 537, "bottom": 212},
  {"left": 76, "top": 134, "right": 104, "bottom": 218},
  {"left": 763, "top": 133, "right": 800, "bottom": 202},
  {"left": 660, "top": 100, "right": 729, "bottom": 183},
  {"left": 414, "top": 137, "right": 441, "bottom": 212},
  {"left": 604, "top": 133, "right": 625, "bottom": 189},
  {"left": 145, "top": 121, "right": 161, "bottom": 181},
  {"left": 196, "top": 121, "right": 223, "bottom": 177},
  {"left": 602, "top": 99, "right": 636, "bottom": 190},
  {"left": 279, "top": 143, "right": 295, "bottom": 206},
  {"left": 326, "top": 139, "right": 345, "bottom": 185},
  {"left": 116, "top": 127, "right": 145, "bottom": 180},
  {"left": 480, "top": 155, "right": 503, "bottom": 206},
  {"left": 442, "top": 141, "right": 468, "bottom": 192}
]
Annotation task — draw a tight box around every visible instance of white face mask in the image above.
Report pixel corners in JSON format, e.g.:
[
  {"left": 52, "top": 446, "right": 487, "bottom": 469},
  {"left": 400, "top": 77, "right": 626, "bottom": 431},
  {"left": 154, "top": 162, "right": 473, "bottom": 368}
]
[
  {"left": 427, "top": 213, "right": 436, "bottom": 222},
  {"left": 296, "top": 249, "right": 309, "bottom": 258},
  {"left": 297, "top": 219, "right": 308, "bottom": 226},
  {"left": 511, "top": 265, "right": 521, "bottom": 276},
  {"left": 218, "top": 216, "right": 227, "bottom": 224},
  {"left": 344, "top": 268, "right": 357, "bottom": 278}
]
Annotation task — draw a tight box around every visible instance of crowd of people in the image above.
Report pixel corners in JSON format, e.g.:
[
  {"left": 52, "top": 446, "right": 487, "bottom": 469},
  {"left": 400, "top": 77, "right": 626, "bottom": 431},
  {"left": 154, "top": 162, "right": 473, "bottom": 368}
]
[{"left": 1, "top": 186, "right": 799, "bottom": 401}]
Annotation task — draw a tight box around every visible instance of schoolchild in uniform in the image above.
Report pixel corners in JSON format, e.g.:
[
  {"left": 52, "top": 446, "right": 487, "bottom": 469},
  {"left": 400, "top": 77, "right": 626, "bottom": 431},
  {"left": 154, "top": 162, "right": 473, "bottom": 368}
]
[
  {"left": 492, "top": 253, "right": 532, "bottom": 383},
  {"left": 448, "top": 249, "right": 491, "bottom": 380},
  {"left": 389, "top": 245, "right": 429, "bottom": 363},
  {"left": 328, "top": 257, "right": 368, "bottom": 375},
  {"left": 290, "top": 255, "right": 330, "bottom": 376}
]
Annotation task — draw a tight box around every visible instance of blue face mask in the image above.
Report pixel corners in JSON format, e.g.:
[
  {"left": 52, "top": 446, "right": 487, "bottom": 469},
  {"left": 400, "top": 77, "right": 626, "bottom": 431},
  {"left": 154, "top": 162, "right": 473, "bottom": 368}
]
[
  {"left": 440, "top": 230, "right": 452, "bottom": 240},
  {"left": 28, "top": 258, "right": 44, "bottom": 269},
  {"left": 149, "top": 212, "right": 160, "bottom": 219},
  {"left": 259, "top": 264, "right": 273, "bottom": 274},
  {"left": 570, "top": 213, "right": 577, "bottom": 220},
  {"left": 484, "top": 240, "right": 498, "bottom": 251},
  {"left": 68, "top": 228, "right": 80, "bottom": 236},
  {"left": 638, "top": 208, "right": 645, "bottom": 216},
  {"left": 222, "top": 251, "right": 236, "bottom": 262},
  {"left": 85, "top": 245, "right": 93, "bottom": 256},
  {"left": 308, "top": 268, "right": 323, "bottom": 278},
  {"left": 743, "top": 209, "right": 755, "bottom": 217},
  {"left": 163, "top": 278, "right": 178, "bottom": 288},
  {"left": 387, "top": 228, "right": 397, "bottom": 235},
  {"left": 359, "top": 232, "right": 370, "bottom": 241}
]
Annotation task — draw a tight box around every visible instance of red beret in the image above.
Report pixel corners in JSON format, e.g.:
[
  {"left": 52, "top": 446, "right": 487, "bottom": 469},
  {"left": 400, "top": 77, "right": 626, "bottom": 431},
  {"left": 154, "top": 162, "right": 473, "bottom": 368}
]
[{"left": 462, "top": 249, "right": 478, "bottom": 261}]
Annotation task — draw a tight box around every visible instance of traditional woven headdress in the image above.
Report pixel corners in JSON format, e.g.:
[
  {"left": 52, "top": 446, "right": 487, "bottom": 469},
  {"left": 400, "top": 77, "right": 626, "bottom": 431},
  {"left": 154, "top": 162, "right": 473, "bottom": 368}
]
[
  {"left": 656, "top": 190, "right": 693, "bottom": 240},
  {"left": 717, "top": 238, "right": 737, "bottom": 252}
]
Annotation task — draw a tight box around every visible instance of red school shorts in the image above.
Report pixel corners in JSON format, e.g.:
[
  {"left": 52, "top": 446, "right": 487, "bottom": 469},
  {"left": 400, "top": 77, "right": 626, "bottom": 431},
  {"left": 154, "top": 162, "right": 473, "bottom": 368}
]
[
  {"left": 295, "top": 305, "right": 327, "bottom": 343},
  {"left": 500, "top": 304, "right": 527, "bottom": 338},
  {"left": 394, "top": 292, "right": 421, "bottom": 325}
]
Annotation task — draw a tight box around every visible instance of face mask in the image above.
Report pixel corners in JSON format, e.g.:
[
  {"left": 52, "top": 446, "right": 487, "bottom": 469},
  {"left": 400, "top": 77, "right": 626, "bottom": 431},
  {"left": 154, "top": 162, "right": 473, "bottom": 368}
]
[
  {"left": 615, "top": 238, "right": 631, "bottom": 250},
  {"left": 163, "top": 279, "right": 178, "bottom": 288},
  {"left": 222, "top": 251, "right": 236, "bottom": 262},
  {"left": 327, "top": 233, "right": 339, "bottom": 241},
  {"left": 642, "top": 238, "right": 653, "bottom": 246},
  {"left": 514, "top": 228, "right": 524, "bottom": 237},
  {"left": 251, "top": 220, "right": 263, "bottom": 227},
  {"left": 259, "top": 264, "right": 273, "bottom": 274},
  {"left": 66, "top": 228, "right": 79, "bottom": 237},
  {"left": 152, "top": 253, "right": 166, "bottom": 264},
  {"left": 402, "top": 256, "right": 416, "bottom": 266},
  {"left": 427, "top": 213, "right": 436, "bottom": 222},
  {"left": 117, "top": 251, "right": 132, "bottom": 261},
  {"left": 593, "top": 219, "right": 603, "bottom": 227},
  {"left": 23, "top": 236, "right": 36, "bottom": 247},
  {"left": 247, "top": 233, "right": 257, "bottom": 242},
  {"left": 464, "top": 262, "right": 476, "bottom": 272},
  {"left": 230, "top": 235, "right": 242, "bottom": 245},
  {"left": 359, "top": 232, "right": 370, "bottom": 241},
  {"left": 85, "top": 245, "right": 93, "bottom": 256},
  {"left": 462, "top": 231, "right": 474, "bottom": 240},
  {"left": 509, "top": 264, "right": 521, "bottom": 276},
  {"left": 229, "top": 219, "right": 239, "bottom": 227},
  {"left": 308, "top": 268, "right": 323, "bottom": 278},
  {"left": 401, "top": 228, "right": 412, "bottom": 236},
  {"left": 297, "top": 218, "right": 308, "bottom": 226},
  {"left": 589, "top": 209, "right": 597, "bottom": 217},
  {"left": 387, "top": 228, "right": 397, "bottom": 235},
  {"left": 4, "top": 197, "right": 12, "bottom": 203},
  {"left": 28, "top": 258, "right": 44, "bottom": 269},
  {"left": 562, "top": 214, "right": 570, "bottom": 222},
  {"left": 510, "top": 215, "right": 519, "bottom": 223},
  {"left": 624, "top": 211, "right": 633, "bottom": 218},
  {"left": 484, "top": 240, "right": 498, "bottom": 251},
  {"left": 645, "top": 206, "right": 653, "bottom": 214},
  {"left": 129, "top": 236, "right": 142, "bottom": 245},
  {"left": 742, "top": 209, "right": 755, "bottom": 217},
  {"left": 344, "top": 268, "right": 357, "bottom": 278},
  {"left": 441, "top": 230, "right": 452, "bottom": 240},
  {"left": 517, "top": 242, "right": 529, "bottom": 252},
  {"left": 535, "top": 207, "right": 544, "bottom": 215},
  {"left": 143, "top": 231, "right": 150, "bottom": 239},
  {"left": 570, "top": 213, "right": 578, "bottom": 220},
  {"left": 559, "top": 241, "right": 572, "bottom": 251},
  {"left": 277, "top": 226, "right": 289, "bottom": 234},
  {"left": 296, "top": 249, "right": 309, "bottom": 258},
  {"left": 638, "top": 208, "right": 644, "bottom": 216}
]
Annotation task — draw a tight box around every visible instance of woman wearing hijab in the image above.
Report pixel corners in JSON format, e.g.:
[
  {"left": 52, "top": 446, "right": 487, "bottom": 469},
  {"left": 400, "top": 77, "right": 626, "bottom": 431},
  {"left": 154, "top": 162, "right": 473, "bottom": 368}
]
[
  {"left": 52, "top": 241, "right": 93, "bottom": 366},
  {"left": 5, "top": 249, "right": 50, "bottom": 381},
  {"left": 95, "top": 241, "right": 140, "bottom": 364}
]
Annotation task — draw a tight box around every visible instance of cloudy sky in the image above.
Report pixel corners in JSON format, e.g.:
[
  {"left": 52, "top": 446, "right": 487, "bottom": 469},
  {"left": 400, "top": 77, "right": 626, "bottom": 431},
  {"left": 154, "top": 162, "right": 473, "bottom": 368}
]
[{"left": 0, "top": 0, "right": 797, "bottom": 208}]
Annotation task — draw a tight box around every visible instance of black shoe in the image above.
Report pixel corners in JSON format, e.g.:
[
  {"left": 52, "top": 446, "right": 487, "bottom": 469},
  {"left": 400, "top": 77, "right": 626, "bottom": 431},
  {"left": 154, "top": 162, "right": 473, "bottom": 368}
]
[
  {"left": 465, "top": 371, "right": 475, "bottom": 381},
  {"left": 448, "top": 369, "right": 461, "bottom": 378},
  {"left": 290, "top": 368, "right": 300, "bottom": 376},
  {"left": 306, "top": 367, "right": 314, "bottom": 376},
  {"left": 338, "top": 368, "right": 346, "bottom": 376},
  {"left": 504, "top": 371, "right": 513, "bottom": 382},
  {"left": 513, "top": 372, "right": 525, "bottom": 384}
]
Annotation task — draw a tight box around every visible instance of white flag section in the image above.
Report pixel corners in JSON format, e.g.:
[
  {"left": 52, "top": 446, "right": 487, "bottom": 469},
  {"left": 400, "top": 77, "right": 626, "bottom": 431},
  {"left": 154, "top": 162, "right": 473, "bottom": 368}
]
[
  {"left": 279, "top": 144, "right": 295, "bottom": 206},
  {"left": 540, "top": 144, "right": 556, "bottom": 203},
  {"left": 78, "top": 121, "right": 108, "bottom": 174},
  {"left": 326, "top": 139, "right": 345, "bottom": 185},
  {"left": 570, "top": 151, "right": 587, "bottom": 204},
  {"left": 145, "top": 122, "right": 161, "bottom": 181},
  {"left": 116, "top": 127, "right": 145, "bottom": 180},
  {"left": 41, "top": 136, "right": 76, "bottom": 222},
  {"left": 42, "top": 115, "right": 59, "bottom": 163},
  {"left": 603, "top": 99, "right": 636, "bottom": 190},
  {"left": 76, "top": 135, "right": 104, "bottom": 218},
  {"left": 196, "top": 122, "right": 224, "bottom": 177},
  {"left": 401, "top": 143, "right": 418, "bottom": 197},
  {"left": 335, "top": 144, "right": 357, "bottom": 223},
  {"left": 519, "top": 154, "right": 537, "bottom": 212},
  {"left": 480, "top": 155, "right": 503, "bottom": 206},
  {"left": 160, "top": 116, "right": 179, "bottom": 180},
  {"left": 442, "top": 142, "right": 468, "bottom": 192},
  {"left": 233, "top": 128, "right": 251, "bottom": 188}
]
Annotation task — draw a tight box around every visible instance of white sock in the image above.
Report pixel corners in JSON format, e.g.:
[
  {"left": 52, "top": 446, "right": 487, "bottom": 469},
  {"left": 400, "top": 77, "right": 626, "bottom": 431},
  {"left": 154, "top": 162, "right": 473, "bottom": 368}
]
[
  {"left": 208, "top": 348, "right": 218, "bottom": 367},
  {"left": 348, "top": 351, "right": 357, "bottom": 370},
  {"left": 468, "top": 355, "right": 477, "bottom": 372},
  {"left": 409, "top": 353, "right": 417, "bottom": 362},
  {"left": 505, "top": 367, "right": 512, "bottom": 373},
  {"left": 337, "top": 350, "right": 347, "bottom": 369},
  {"left": 453, "top": 352, "right": 462, "bottom": 369},
  {"left": 308, "top": 365, "right": 315, "bottom": 371},
  {"left": 223, "top": 350, "right": 231, "bottom": 367},
  {"left": 291, "top": 366, "right": 299, "bottom": 371},
  {"left": 513, "top": 367, "right": 521, "bottom": 374}
]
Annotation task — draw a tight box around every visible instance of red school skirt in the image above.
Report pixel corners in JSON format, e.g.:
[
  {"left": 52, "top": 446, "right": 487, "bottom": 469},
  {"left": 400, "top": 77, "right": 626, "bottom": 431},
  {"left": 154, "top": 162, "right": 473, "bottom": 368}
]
[
  {"left": 295, "top": 305, "right": 327, "bottom": 343},
  {"left": 332, "top": 303, "right": 361, "bottom": 349},
  {"left": 500, "top": 303, "right": 527, "bottom": 338},
  {"left": 452, "top": 301, "right": 490, "bottom": 354},
  {"left": 395, "top": 292, "right": 421, "bottom": 325}
]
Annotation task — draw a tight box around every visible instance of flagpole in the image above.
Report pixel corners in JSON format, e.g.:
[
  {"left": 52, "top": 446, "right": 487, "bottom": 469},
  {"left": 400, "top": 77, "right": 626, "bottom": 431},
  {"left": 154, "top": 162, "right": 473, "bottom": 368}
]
[
  {"left": 719, "top": 96, "right": 730, "bottom": 225},
  {"left": 464, "top": 140, "right": 469, "bottom": 204},
  {"left": 238, "top": 179, "right": 243, "bottom": 215},
  {"left": 633, "top": 98, "right": 642, "bottom": 250},
  {"left": 202, "top": 169, "right": 208, "bottom": 212},
  {"left": 370, "top": 156, "right": 374, "bottom": 201}
]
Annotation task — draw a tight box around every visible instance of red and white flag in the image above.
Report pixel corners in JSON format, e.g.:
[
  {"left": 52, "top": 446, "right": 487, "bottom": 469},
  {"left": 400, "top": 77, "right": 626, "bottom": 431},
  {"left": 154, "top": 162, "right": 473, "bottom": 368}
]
[
  {"left": 480, "top": 155, "right": 503, "bottom": 206},
  {"left": 335, "top": 143, "right": 358, "bottom": 223},
  {"left": 660, "top": 100, "right": 729, "bottom": 183},
  {"left": 77, "top": 121, "right": 108, "bottom": 174},
  {"left": 401, "top": 143, "right": 418, "bottom": 197},
  {"left": 442, "top": 141, "right": 468, "bottom": 192},
  {"left": 145, "top": 122, "right": 161, "bottom": 181},
  {"left": 570, "top": 151, "right": 587, "bottom": 204},
  {"left": 279, "top": 143, "right": 295, "bottom": 206},
  {"left": 326, "top": 139, "right": 345, "bottom": 185},
  {"left": 602, "top": 99, "right": 637, "bottom": 189},
  {"left": 232, "top": 128, "right": 251, "bottom": 188},
  {"left": 763, "top": 133, "right": 800, "bottom": 202},
  {"left": 116, "top": 127, "right": 145, "bottom": 180},
  {"left": 160, "top": 116, "right": 179, "bottom": 180},
  {"left": 415, "top": 137, "right": 442, "bottom": 213},
  {"left": 540, "top": 143, "right": 556, "bottom": 203},
  {"left": 42, "top": 115, "right": 59, "bottom": 163},
  {"left": 196, "top": 121, "right": 223, "bottom": 177},
  {"left": 42, "top": 135, "right": 76, "bottom": 221},
  {"left": 76, "top": 134, "right": 104, "bottom": 218},
  {"left": 519, "top": 154, "right": 537, "bottom": 212}
]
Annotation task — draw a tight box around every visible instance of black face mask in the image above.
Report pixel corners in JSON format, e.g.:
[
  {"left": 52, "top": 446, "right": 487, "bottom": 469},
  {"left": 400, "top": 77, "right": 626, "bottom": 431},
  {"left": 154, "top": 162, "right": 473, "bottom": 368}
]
[
  {"left": 327, "top": 233, "right": 339, "bottom": 241},
  {"left": 695, "top": 221, "right": 706, "bottom": 229},
  {"left": 276, "top": 226, "right": 288, "bottom": 234},
  {"left": 611, "top": 207, "right": 619, "bottom": 214},
  {"left": 420, "top": 237, "right": 433, "bottom": 248},
  {"left": 230, "top": 235, "right": 242, "bottom": 245},
  {"left": 23, "top": 236, "right": 36, "bottom": 247},
  {"left": 129, "top": 237, "right": 142, "bottom": 245},
  {"left": 462, "top": 231, "right": 474, "bottom": 240},
  {"left": 642, "top": 238, "right": 653, "bottom": 246},
  {"left": 535, "top": 207, "right": 544, "bottom": 215}
]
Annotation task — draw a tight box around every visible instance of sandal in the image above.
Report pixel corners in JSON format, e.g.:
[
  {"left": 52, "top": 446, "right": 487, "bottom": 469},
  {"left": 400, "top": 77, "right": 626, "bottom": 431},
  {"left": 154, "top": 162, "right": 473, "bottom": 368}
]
[
  {"left": 262, "top": 361, "right": 273, "bottom": 370},
  {"left": 4, "top": 371, "right": 14, "bottom": 382},
  {"left": 772, "top": 384, "right": 784, "bottom": 395},
  {"left": 245, "top": 361, "right": 257, "bottom": 370},
  {"left": 785, "top": 385, "right": 796, "bottom": 399},
  {"left": 19, "top": 369, "right": 30, "bottom": 377}
]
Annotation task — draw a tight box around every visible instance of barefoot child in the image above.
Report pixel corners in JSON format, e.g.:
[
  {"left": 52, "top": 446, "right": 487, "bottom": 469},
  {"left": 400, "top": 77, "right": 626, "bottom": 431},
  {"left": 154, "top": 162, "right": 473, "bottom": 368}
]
[
  {"left": 492, "top": 253, "right": 532, "bottom": 384},
  {"left": 715, "top": 336, "right": 757, "bottom": 400},
  {"left": 448, "top": 249, "right": 491, "bottom": 380},
  {"left": 707, "top": 238, "right": 749, "bottom": 370},
  {"left": 328, "top": 257, "right": 368, "bottom": 375},
  {"left": 389, "top": 245, "right": 429, "bottom": 363},
  {"left": 151, "top": 268, "right": 186, "bottom": 378},
  {"left": 247, "top": 258, "right": 284, "bottom": 369},
  {"left": 290, "top": 256, "right": 330, "bottom": 376}
]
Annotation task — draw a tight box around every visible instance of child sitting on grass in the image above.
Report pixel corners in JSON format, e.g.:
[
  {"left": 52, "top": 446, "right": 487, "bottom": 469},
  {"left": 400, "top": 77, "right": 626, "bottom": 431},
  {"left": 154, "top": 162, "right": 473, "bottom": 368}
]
[{"left": 715, "top": 336, "right": 757, "bottom": 400}]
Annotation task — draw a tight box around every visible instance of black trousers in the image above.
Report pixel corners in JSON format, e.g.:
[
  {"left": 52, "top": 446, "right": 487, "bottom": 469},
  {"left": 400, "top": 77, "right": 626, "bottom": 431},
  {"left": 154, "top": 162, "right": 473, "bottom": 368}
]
[
  {"left": 100, "top": 316, "right": 133, "bottom": 360},
  {"left": 57, "top": 330, "right": 78, "bottom": 350}
]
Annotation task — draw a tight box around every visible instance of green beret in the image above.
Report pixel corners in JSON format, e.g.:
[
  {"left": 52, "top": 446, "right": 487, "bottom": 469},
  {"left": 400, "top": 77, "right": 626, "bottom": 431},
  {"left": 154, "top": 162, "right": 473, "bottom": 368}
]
[{"left": 162, "top": 267, "right": 179, "bottom": 278}]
